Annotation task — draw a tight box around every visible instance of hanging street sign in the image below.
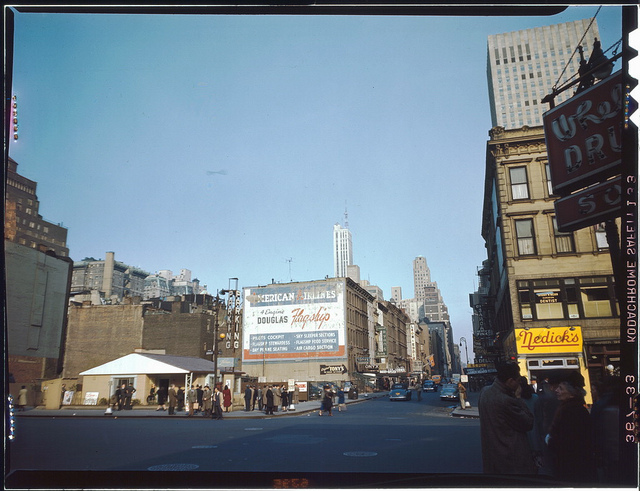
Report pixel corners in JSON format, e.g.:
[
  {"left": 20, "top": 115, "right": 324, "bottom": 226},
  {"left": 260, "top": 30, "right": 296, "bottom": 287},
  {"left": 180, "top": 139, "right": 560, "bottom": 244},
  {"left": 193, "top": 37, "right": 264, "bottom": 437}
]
[
  {"left": 554, "top": 175, "right": 623, "bottom": 232},
  {"left": 543, "top": 70, "right": 623, "bottom": 196}
]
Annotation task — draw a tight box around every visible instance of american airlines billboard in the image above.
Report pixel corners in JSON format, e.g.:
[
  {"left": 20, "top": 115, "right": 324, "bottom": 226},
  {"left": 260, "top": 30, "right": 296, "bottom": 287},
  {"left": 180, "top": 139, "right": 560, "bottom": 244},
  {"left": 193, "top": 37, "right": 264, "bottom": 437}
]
[{"left": 242, "top": 280, "right": 346, "bottom": 361}]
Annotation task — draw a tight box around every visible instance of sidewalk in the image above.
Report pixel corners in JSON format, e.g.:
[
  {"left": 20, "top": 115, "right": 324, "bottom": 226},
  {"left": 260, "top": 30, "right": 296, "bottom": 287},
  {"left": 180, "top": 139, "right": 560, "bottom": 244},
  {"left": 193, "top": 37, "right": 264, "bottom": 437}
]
[{"left": 13, "top": 392, "right": 386, "bottom": 419}]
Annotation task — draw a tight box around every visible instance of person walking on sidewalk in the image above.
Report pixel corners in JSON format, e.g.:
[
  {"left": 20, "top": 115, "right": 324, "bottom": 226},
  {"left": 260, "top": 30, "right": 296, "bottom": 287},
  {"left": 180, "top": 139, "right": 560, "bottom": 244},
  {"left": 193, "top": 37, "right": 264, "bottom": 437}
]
[
  {"left": 337, "top": 388, "right": 346, "bottom": 412},
  {"left": 458, "top": 381, "right": 467, "bottom": 409},
  {"left": 223, "top": 385, "right": 232, "bottom": 412},
  {"left": 244, "top": 385, "right": 252, "bottom": 411}
]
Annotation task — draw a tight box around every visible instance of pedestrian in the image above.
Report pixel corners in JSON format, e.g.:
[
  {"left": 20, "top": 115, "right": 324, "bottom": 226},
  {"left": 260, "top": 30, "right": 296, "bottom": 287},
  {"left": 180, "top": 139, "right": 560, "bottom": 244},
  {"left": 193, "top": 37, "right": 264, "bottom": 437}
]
[
  {"left": 519, "top": 376, "right": 543, "bottom": 470},
  {"left": 213, "top": 386, "right": 224, "bottom": 420},
  {"left": 168, "top": 384, "right": 178, "bottom": 415},
  {"left": 535, "top": 372, "right": 562, "bottom": 476},
  {"left": 17, "top": 385, "right": 28, "bottom": 411},
  {"left": 196, "top": 385, "right": 203, "bottom": 414},
  {"left": 116, "top": 383, "right": 126, "bottom": 411},
  {"left": 156, "top": 384, "right": 167, "bottom": 411},
  {"left": 265, "top": 385, "right": 275, "bottom": 415},
  {"left": 256, "top": 386, "right": 263, "bottom": 411},
  {"left": 281, "top": 385, "right": 289, "bottom": 412},
  {"left": 416, "top": 382, "right": 423, "bottom": 401},
  {"left": 530, "top": 375, "right": 540, "bottom": 394},
  {"left": 124, "top": 383, "right": 136, "bottom": 410},
  {"left": 337, "top": 387, "right": 346, "bottom": 412},
  {"left": 147, "top": 384, "right": 157, "bottom": 405},
  {"left": 546, "top": 371, "right": 597, "bottom": 483},
  {"left": 273, "top": 384, "right": 281, "bottom": 412},
  {"left": 186, "top": 384, "right": 197, "bottom": 416},
  {"left": 202, "top": 385, "right": 212, "bottom": 418},
  {"left": 591, "top": 375, "right": 621, "bottom": 483},
  {"left": 457, "top": 381, "right": 467, "bottom": 409},
  {"left": 244, "top": 384, "right": 252, "bottom": 411},
  {"left": 319, "top": 385, "right": 334, "bottom": 416},
  {"left": 478, "top": 362, "right": 535, "bottom": 474},
  {"left": 223, "top": 385, "right": 232, "bottom": 412},
  {"left": 177, "top": 387, "right": 185, "bottom": 412}
]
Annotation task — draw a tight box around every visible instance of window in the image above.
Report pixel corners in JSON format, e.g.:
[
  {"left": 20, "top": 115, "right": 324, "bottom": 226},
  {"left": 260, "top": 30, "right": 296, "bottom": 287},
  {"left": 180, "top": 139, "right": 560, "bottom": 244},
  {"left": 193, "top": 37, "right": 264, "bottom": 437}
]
[
  {"left": 594, "top": 223, "right": 609, "bottom": 250},
  {"left": 510, "top": 167, "right": 530, "bottom": 200},
  {"left": 580, "top": 284, "right": 613, "bottom": 317},
  {"left": 545, "top": 163, "right": 554, "bottom": 195},
  {"left": 553, "top": 217, "right": 575, "bottom": 253},
  {"left": 515, "top": 218, "right": 536, "bottom": 255},
  {"left": 517, "top": 277, "right": 616, "bottom": 320}
]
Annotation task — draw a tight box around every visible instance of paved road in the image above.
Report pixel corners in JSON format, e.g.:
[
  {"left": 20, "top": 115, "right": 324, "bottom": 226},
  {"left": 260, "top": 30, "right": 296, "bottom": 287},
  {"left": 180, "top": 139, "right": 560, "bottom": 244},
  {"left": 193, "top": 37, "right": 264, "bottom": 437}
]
[{"left": 7, "top": 391, "right": 494, "bottom": 488}]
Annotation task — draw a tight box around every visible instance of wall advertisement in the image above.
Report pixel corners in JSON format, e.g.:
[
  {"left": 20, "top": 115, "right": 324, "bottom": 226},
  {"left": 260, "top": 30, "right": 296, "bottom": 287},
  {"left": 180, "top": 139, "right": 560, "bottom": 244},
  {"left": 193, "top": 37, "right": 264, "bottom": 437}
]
[
  {"left": 243, "top": 280, "right": 345, "bottom": 361},
  {"left": 514, "top": 326, "right": 583, "bottom": 355}
]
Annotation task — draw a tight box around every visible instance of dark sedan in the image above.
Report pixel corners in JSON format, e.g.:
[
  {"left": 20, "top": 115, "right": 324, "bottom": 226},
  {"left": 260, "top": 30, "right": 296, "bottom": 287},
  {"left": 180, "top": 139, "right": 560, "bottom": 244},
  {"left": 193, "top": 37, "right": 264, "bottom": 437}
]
[{"left": 422, "top": 380, "right": 437, "bottom": 392}]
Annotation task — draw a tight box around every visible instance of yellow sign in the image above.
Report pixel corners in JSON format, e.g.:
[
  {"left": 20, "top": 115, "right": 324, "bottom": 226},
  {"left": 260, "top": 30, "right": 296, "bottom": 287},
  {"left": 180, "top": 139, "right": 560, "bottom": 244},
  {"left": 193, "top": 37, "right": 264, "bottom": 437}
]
[{"left": 515, "top": 326, "right": 583, "bottom": 354}]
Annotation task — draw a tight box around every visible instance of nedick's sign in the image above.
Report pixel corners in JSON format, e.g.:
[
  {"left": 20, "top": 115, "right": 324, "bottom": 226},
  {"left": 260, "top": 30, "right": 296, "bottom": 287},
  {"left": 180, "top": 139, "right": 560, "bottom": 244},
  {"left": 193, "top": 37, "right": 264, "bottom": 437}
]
[{"left": 515, "top": 326, "right": 583, "bottom": 354}]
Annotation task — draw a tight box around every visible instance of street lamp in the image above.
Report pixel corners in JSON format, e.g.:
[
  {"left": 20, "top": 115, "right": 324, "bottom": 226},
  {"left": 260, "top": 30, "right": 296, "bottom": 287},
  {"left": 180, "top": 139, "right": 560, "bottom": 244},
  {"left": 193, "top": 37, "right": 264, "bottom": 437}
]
[{"left": 459, "top": 337, "right": 469, "bottom": 366}]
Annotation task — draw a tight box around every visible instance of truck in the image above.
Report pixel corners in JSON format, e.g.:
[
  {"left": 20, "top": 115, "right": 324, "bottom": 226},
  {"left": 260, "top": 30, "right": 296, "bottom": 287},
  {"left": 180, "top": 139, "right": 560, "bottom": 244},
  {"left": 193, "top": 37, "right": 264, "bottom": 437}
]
[{"left": 431, "top": 375, "right": 442, "bottom": 386}]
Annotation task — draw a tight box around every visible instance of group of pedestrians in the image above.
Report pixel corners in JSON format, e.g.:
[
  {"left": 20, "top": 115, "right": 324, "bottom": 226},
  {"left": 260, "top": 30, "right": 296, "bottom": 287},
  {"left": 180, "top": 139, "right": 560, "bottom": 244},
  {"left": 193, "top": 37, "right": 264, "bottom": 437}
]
[
  {"left": 478, "top": 361, "right": 621, "bottom": 485},
  {"left": 112, "top": 383, "right": 136, "bottom": 411}
]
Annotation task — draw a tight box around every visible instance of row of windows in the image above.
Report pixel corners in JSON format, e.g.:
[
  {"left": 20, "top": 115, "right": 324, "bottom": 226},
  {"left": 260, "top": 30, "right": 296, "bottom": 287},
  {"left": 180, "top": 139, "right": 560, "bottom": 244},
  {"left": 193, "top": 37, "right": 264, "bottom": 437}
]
[
  {"left": 517, "top": 276, "right": 618, "bottom": 320},
  {"left": 514, "top": 216, "right": 608, "bottom": 256}
]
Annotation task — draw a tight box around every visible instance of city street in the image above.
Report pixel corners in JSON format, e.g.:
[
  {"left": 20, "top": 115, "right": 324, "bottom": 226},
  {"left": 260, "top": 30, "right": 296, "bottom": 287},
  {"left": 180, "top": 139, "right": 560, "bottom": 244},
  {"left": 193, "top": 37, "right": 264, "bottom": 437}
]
[{"left": 7, "top": 391, "right": 491, "bottom": 488}]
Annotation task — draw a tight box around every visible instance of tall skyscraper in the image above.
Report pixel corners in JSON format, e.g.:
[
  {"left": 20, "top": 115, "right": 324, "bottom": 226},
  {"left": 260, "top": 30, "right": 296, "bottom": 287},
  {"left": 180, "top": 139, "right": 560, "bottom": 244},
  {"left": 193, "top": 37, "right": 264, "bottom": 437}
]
[
  {"left": 487, "top": 18, "right": 601, "bottom": 129},
  {"left": 413, "top": 256, "right": 431, "bottom": 300},
  {"left": 333, "top": 222, "right": 353, "bottom": 278}
]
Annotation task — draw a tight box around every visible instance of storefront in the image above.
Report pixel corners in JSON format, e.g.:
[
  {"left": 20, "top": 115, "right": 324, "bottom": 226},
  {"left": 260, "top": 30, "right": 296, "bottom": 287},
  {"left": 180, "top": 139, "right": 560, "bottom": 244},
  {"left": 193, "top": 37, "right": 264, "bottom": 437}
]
[{"left": 507, "top": 325, "right": 593, "bottom": 404}]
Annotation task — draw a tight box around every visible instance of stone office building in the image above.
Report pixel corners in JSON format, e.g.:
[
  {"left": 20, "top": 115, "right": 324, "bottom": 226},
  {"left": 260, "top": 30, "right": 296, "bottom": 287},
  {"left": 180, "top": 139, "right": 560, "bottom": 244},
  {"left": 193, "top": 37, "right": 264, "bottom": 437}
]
[{"left": 474, "top": 125, "right": 620, "bottom": 400}]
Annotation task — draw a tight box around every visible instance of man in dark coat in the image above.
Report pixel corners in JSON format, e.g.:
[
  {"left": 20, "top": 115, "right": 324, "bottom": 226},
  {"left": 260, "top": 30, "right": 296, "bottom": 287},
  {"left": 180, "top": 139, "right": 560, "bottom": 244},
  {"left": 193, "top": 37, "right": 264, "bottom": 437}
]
[
  {"left": 265, "top": 386, "right": 275, "bottom": 415},
  {"left": 244, "top": 385, "right": 252, "bottom": 411},
  {"left": 478, "top": 362, "right": 535, "bottom": 475},
  {"left": 167, "top": 384, "right": 178, "bottom": 415},
  {"left": 124, "top": 383, "right": 136, "bottom": 410},
  {"left": 116, "top": 383, "right": 126, "bottom": 411}
]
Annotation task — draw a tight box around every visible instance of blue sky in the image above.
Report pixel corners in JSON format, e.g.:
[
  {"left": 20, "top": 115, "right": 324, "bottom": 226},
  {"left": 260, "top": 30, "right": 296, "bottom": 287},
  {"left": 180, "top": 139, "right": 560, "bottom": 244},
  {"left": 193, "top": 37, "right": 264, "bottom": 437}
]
[{"left": 8, "top": 6, "right": 624, "bottom": 354}]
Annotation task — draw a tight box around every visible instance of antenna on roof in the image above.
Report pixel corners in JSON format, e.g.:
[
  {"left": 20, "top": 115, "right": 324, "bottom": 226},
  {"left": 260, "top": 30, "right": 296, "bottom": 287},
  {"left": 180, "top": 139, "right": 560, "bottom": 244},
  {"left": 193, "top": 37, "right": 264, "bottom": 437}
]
[{"left": 344, "top": 201, "right": 349, "bottom": 229}]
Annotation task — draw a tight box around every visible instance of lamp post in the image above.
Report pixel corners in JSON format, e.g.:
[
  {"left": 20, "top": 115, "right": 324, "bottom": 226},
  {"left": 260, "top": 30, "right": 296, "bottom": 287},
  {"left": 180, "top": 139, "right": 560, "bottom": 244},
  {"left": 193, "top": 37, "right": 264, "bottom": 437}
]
[{"left": 459, "top": 337, "right": 469, "bottom": 367}]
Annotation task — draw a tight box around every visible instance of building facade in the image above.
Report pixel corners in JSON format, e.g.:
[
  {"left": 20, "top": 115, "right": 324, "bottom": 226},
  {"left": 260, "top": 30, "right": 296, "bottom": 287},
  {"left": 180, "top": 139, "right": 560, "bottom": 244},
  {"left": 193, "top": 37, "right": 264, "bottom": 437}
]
[
  {"left": 5, "top": 157, "right": 69, "bottom": 257},
  {"left": 475, "top": 124, "right": 619, "bottom": 400},
  {"left": 487, "top": 19, "right": 601, "bottom": 129},
  {"left": 333, "top": 223, "right": 353, "bottom": 278},
  {"left": 71, "top": 252, "right": 150, "bottom": 302}
]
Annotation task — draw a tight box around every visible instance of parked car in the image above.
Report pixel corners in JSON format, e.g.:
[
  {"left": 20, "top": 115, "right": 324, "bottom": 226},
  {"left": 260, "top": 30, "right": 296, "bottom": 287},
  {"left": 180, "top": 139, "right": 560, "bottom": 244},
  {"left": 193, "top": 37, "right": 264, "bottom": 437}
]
[
  {"left": 389, "top": 383, "right": 412, "bottom": 401},
  {"left": 439, "top": 383, "right": 458, "bottom": 401},
  {"left": 422, "top": 380, "right": 437, "bottom": 392}
]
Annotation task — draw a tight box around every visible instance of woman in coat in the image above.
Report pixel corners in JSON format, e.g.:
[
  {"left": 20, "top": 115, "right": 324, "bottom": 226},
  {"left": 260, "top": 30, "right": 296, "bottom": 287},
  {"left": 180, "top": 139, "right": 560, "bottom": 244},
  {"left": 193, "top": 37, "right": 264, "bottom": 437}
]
[
  {"left": 319, "top": 386, "right": 334, "bottom": 416},
  {"left": 281, "top": 386, "right": 289, "bottom": 412},
  {"left": 546, "top": 372, "right": 596, "bottom": 483},
  {"left": 223, "top": 385, "right": 232, "bottom": 412}
]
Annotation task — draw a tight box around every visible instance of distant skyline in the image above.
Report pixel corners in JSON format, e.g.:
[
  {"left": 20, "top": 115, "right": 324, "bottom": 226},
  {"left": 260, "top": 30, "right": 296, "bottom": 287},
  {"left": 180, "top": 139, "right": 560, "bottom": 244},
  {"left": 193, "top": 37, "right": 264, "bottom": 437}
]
[{"left": 7, "top": 5, "right": 626, "bottom": 355}]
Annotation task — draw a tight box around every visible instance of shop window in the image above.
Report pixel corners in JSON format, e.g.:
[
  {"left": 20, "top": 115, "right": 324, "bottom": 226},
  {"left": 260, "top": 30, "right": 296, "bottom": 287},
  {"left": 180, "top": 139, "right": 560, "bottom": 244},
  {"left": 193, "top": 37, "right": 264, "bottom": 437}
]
[
  {"left": 515, "top": 218, "right": 536, "bottom": 255},
  {"left": 510, "top": 167, "right": 530, "bottom": 199},
  {"left": 553, "top": 217, "right": 575, "bottom": 253},
  {"left": 534, "top": 288, "right": 563, "bottom": 319}
]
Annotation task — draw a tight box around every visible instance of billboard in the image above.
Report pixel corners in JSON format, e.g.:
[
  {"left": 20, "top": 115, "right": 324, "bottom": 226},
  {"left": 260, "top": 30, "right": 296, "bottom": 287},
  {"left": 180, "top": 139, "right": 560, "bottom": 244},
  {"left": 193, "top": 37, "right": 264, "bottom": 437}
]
[
  {"left": 243, "top": 280, "right": 345, "bottom": 361},
  {"left": 543, "top": 71, "right": 623, "bottom": 195}
]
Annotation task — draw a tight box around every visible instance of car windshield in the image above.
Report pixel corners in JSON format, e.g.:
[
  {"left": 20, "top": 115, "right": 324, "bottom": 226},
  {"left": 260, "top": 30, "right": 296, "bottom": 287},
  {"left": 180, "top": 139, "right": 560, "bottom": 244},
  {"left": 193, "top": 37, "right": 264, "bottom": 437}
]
[{"left": 391, "top": 384, "right": 405, "bottom": 389}]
